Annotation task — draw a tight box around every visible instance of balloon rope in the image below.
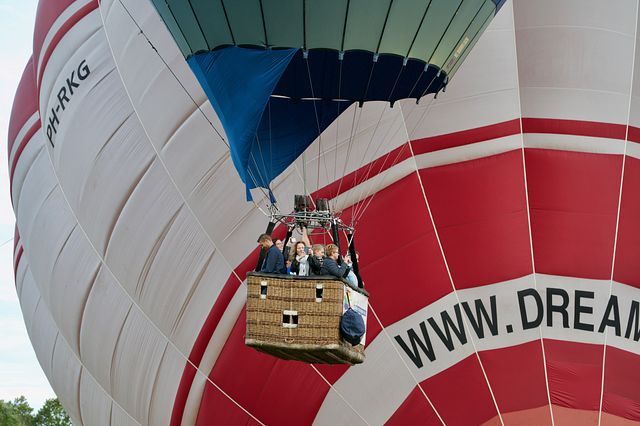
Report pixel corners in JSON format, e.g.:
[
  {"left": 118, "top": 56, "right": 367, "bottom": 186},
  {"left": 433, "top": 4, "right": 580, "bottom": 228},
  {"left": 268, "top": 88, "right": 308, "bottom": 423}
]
[
  {"left": 268, "top": 99, "right": 273, "bottom": 187},
  {"left": 350, "top": 62, "right": 412, "bottom": 221},
  {"left": 502, "top": 1, "right": 555, "bottom": 422},
  {"left": 246, "top": 159, "right": 276, "bottom": 206},
  {"left": 115, "top": 0, "right": 281, "bottom": 210},
  {"left": 404, "top": 103, "right": 505, "bottom": 425},
  {"left": 366, "top": 303, "right": 446, "bottom": 424},
  {"left": 349, "top": 1, "right": 494, "bottom": 223},
  {"left": 351, "top": 142, "right": 411, "bottom": 224},
  {"left": 598, "top": 0, "right": 640, "bottom": 423},
  {"left": 251, "top": 132, "right": 274, "bottom": 195},
  {"left": 351, "top": 1, "right": 492, "bottom": 222},
  {"left": 331, "top": 55, "right": 344, "bottom": 195},
  {"left": 332, "top": 60, "right": 378, "bottom": 207},
  {"left": 301, "top": 151, "right": 308, "bottom": 197},
  {"left": 333, "top": 105, "right": 359, "bottom": 207},
  {"left": 302, "top": 56, "right": 327, "bottom": 197},
  {"left": 126, "top": 2, "right": 229, "bottom": 149},
  {"left": 297, "top": 54, "right": 449, "bottom": 423},
  {"left": 0, "top": 237, "right": 14, "bottom": 249},
  {"left": 339, "top": 10, "right": 449, "bottom": 221}
]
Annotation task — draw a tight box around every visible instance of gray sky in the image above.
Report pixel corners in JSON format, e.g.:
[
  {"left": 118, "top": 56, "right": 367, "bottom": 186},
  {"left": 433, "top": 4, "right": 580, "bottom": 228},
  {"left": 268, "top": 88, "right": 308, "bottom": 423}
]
[{"left": 0, "top": 0, "right": 56, "bottom": 410}]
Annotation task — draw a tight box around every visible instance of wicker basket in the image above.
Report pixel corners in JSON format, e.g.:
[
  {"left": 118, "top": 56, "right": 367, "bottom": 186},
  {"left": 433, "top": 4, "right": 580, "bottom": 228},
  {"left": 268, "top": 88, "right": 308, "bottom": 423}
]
[{"left": 245, "top": 272, "right": 368, "bottom": 365}]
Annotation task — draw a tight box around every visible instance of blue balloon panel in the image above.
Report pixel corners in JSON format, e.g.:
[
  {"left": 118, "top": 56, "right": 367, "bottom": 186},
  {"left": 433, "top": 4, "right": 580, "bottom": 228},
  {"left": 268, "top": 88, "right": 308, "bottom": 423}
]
[{"left": 188, "top": 47, "right": 447, "bottom": 201}]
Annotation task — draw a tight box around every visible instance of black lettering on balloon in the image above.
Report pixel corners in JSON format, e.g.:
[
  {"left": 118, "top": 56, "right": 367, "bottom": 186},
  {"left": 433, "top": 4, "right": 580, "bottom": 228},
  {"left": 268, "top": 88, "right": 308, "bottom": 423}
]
[
  {"left": 427, "top": 304, "right": 467, "bottom": 351},
  {"left": 574, "top": 290, "right": 595, "bottom": 332},
  {"left": 547, "top": 288, "right": 570, "bottom": 328},
  {"left": 625, "top": 301, "right": 640, "bottom": 341},
  {"left": 394, "top": 322, "right": 436, "bottom": 369},
  {"left": 57, "top": 86, "right": 70, "bottom": 111},
  {"left": 598, "top": 295, "right": 621, "bottom": 336},
  {"left": 462, "top": 295, "right": 499, "bottom": 338},
  {"left": 518, "top": 288, "right": 543, "bottom": 329},
  {"left": 46, "top": 124, "right": 54, "bottom": 147},
  {"left": 45, "top": 59, "right": 90, "bottom": 148},
  {"left": 77, "top": 59, "right": 90, "bottom": 80},
  {"left": 66, "top": 70, "right": 79, "bottom": 95}
]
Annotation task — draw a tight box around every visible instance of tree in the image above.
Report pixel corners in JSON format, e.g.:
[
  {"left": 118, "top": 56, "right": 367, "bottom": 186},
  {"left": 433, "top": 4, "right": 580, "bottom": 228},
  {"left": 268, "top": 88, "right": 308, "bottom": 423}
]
[
  {"left": 34, "top": 399, "right": 71, "bottom": 426},
  {"left": 0, "top": 396, "right": 35, "bottom": 426},
  {"left": 0, "top": 397, "right": 71, "bottom": 426}
]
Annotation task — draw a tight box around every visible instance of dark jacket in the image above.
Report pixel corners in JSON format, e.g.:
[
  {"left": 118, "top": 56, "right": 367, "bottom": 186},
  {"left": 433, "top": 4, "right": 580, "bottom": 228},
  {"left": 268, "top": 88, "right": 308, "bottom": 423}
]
[
  {"left": 308, "top": 255, "right": 323, "bottom": 275},
  {"left": 261, "top": 245, "right": 286, "bottom": 274},
  {"left": 319, "top": 257, "right": 351, "bottom": 280}
]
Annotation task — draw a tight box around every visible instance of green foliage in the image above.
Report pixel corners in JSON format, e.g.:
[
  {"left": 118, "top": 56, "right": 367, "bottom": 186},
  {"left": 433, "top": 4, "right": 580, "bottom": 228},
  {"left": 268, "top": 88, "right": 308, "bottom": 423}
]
[
  {"left": 33, "top": 399, "right": 71, "bottom": 426},
  {"left": 0, "top": 397, "right": 71, "bottom": 426},
  {"left": 0, "top": 397, "right": 34, "bottom": 426}
]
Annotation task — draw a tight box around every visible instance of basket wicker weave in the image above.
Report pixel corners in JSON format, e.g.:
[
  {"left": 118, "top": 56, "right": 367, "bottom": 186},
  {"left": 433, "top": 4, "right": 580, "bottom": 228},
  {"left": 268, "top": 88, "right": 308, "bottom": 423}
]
[{"left": 245, "top": 272, "right": 368, "bottom": 365}]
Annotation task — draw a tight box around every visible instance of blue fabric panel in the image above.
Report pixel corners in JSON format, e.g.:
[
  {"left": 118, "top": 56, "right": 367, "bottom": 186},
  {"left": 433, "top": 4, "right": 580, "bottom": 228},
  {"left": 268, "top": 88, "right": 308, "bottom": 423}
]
[
  {"left": 493, "top": 0, "right": 507, "bottom": 12},
  {"left": 188, "top": 46, "right": 445, "bottom": 202},
  {"left": 252, "top": 98, "right": 350, "bottom": 197},
  {"left": 187, "top": 47, "right": 298, "bottom": 199}
]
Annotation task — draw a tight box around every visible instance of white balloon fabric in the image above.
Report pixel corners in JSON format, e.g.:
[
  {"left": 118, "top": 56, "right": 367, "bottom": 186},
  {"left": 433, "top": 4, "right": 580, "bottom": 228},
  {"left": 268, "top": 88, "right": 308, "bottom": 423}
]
[{"left": 8, "top": 0, "right": 640, "bottom": 424}]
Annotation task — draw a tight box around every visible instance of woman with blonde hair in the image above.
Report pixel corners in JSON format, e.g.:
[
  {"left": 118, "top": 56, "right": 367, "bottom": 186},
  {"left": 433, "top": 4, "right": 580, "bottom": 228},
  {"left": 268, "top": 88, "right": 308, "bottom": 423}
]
[{"left": 320, "top": 244, "right": 358, "bottom": 289}]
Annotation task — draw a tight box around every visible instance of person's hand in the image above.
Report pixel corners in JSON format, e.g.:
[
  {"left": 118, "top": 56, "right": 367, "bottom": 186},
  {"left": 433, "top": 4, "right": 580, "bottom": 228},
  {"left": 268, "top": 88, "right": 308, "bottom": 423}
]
[{"left": 344, "top": 253, "right": 352, "bottom": 265}]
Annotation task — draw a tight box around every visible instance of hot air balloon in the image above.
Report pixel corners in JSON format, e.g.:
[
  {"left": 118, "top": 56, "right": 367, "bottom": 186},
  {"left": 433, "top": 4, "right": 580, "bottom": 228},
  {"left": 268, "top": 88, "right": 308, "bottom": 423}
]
[
  {"left": 145, "top": 0, "right": 505, "bottom": 366},
  {"left": 8, "top": 0, "right": 640, "bottom": 424}
]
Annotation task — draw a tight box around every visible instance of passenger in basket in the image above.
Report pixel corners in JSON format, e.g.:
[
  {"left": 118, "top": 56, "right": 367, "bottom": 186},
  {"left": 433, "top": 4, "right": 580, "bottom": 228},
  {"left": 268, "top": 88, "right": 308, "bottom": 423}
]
[
  {"left": 320, "top": 244, "right": 357, "bottom": 289},
  {"left": 257, "top": 234, "right": 287, "bottom": 274},
  {"left": 308, "top": 243, "right": 325, "bottom": 275},
  {"left": 275, "top": 238, "right": 290, "bottom": 260},
  {"left": 343, "top": 252, "right": 360, "bottom": 289},
  {"left": 289, "top": 227, "right": 312, "bottom": 276}
]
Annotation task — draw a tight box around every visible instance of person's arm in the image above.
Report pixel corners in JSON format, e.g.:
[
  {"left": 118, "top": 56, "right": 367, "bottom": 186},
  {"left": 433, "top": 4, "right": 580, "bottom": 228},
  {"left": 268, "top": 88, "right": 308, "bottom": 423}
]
[
  {"left": 338, "top": 262, "right": 350, "bottom": 278},
  {"left": 300, "top": 226, "right": 311, "bottom": 248},
  {"left": 325, "top": 259, "right": 350, "bottom": 279}
]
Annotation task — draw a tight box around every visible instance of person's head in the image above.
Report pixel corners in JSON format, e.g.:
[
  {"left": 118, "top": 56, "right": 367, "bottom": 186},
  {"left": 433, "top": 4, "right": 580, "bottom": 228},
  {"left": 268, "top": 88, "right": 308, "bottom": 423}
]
[
  {"left": 293, "top": 241, "right": 306, "bottom": 258},
  {"left": 311, "top": 244, "right": 325, "bottom": 258},
  {"left": 275, "top": 239, "right": 284, "bottom": 251},
  {"left": 325, "top": 244, "right": 340, "bottom": 260},
  {"left": 257, "top": 234, "right": 273, "bottom": 250}
]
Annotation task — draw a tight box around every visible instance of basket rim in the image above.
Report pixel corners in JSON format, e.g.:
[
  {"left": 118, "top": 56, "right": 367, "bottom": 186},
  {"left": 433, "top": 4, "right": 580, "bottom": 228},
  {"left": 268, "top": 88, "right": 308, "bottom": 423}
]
[{"left": 247, "top": 271, "right": 369, "bottom": 297}]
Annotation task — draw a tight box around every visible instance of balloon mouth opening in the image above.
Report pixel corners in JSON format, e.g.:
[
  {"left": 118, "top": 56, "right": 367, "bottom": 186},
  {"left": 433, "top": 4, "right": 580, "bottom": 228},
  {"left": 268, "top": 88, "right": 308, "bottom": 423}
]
[
  {"left": 189, "top": 46, "right": 449, "bottom": 104},
  {"left": 270, "top": 47, "right": 449, "bottom": 105}
]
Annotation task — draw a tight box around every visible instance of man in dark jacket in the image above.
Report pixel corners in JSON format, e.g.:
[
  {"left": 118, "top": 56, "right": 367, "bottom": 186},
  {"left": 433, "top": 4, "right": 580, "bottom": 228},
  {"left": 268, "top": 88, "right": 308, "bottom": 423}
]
[
  {"left": 258, "top": 234, "right": 286, "bottom": 274},
  {"left": 320, "top": 244, "right": 352, "bottom": 281}
]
